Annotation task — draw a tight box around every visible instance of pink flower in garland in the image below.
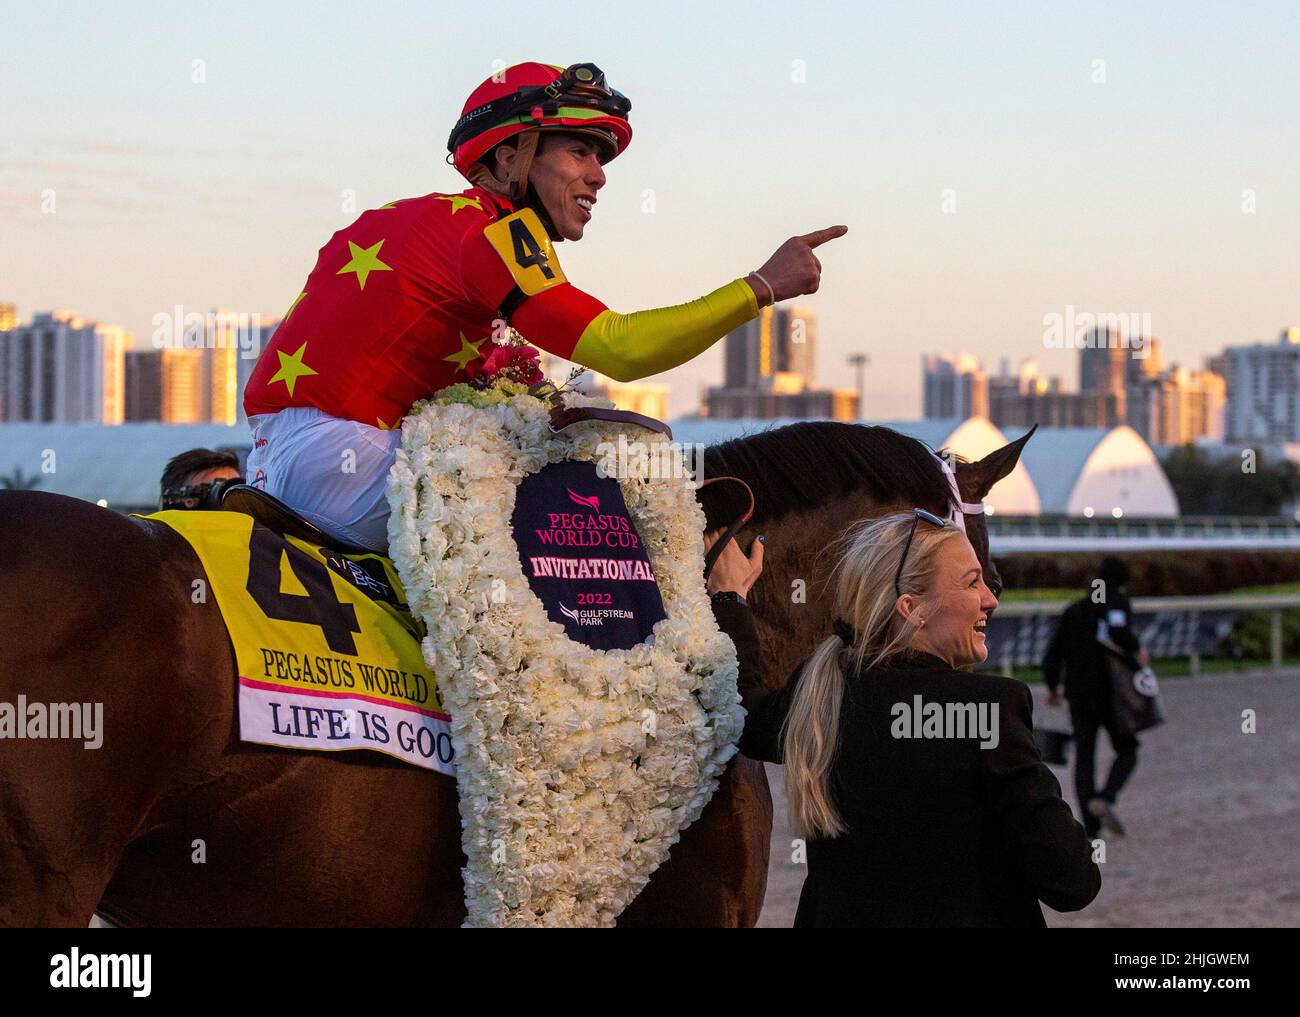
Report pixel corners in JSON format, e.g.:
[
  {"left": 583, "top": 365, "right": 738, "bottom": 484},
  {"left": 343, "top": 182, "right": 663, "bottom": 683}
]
[{"left": 472, "top": 342, "right": 544, "bottom": 387}]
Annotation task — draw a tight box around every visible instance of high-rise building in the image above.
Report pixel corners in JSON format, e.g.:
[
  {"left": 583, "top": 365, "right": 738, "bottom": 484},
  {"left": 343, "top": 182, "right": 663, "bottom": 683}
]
[
  {"left": 183, "top": 309, "right": 262, "bottom": 425},
  {"left": 722, "top": 305, "right": 817, "bottom": 389},
  {"left": 922, "top": 352, "right": 988, "bottom": 419},
  {"left": 921, "top": 323, "right": 1223, "bottom": 442},
  {"left": 706, "top": 304, "right": 853, "bottom": 419},
  {"left": 1224, "top": 327, "right": 1300, "bottom": 441},
  {"left": 0, "top": 304, "right": 14, "bottom": 418},
  {"left": 1077, "top": 326, "right": 1129, "bottom": 426},
  {"left": 1126, "top": 364, "right": 1225, "bottom": 445},
  {"left": 570, "top": 373, "right": 670, "bottom": 420},
  {"left": 0, "top": 310, "right": 130, "bottom": 423},
  {"left": 161, "top": 348, "right": 204, "bottom": 422},
  {"left": 147, "top": 309, "right": 269, "bottom": 424},
  {"left": 124, "top": 349, "right": 164, "bottom": 421},
  {"left": 1172, "top": 368, "right": 1226, "bottom": 444},
  {"left": 989, "top": 355, "right": 1119, "bottom": 430},
  {"left": 530, "top": 352, "right": 671, "bottom": 421},
  {"left": 1125, "top": 336, "right": 1164, "bottom": 384}
]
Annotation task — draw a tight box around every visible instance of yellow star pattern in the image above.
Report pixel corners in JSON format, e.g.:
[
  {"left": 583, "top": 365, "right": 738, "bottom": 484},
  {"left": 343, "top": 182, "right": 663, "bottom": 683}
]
[
  {"left": 376, "top": 416, "right": 395, "bottom": 430},
  {"left": 435, "top": 194, "right": 483, "bottom": 214},
  {"left": 268, "top": 341, "right": 318, "bottom": 398},
  {"left": 283, "top": 289, "right": 306, "bottom": 321},
  {"left": 337, "top": 240, "right": 393, "bottom": 290},
  {"left": 444, "top": 331, "right": 485, "bottom": 372}
]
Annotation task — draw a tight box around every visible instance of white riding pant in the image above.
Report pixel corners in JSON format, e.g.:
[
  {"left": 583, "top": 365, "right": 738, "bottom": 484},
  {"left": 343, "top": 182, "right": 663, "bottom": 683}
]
[{"left": 244, "top": 407, "right": 401, "bottom": 553}]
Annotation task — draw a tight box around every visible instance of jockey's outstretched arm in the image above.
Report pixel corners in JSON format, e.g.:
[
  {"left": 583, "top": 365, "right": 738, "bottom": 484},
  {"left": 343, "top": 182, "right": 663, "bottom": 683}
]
[
  {"left": 517, "top": 277, "right": 758, "bottom": 383},
  {"left": 460, "top": 207, "right": 845, "bottom": 383}
]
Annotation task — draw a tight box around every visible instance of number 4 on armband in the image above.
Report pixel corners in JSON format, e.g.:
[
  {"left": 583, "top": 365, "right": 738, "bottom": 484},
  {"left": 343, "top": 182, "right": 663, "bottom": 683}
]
[{"left": 509, "top": 218, "right": 554, "bottom": 279}]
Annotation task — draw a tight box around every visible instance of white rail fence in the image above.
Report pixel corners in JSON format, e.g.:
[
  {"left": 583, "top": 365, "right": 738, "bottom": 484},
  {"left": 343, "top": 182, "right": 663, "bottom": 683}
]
[
  {"left": 988, "top": 515, "right": 1300, "bottom": 552},
  {"left": 985, "top": 593, "right": 1300, "bottom": 675}
]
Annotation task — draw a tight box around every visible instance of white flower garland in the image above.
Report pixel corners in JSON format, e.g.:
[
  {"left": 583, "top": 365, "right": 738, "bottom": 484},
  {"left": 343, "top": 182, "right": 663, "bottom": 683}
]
[{"left": 386, "top": 386, "right": 743, "bottom": 927}]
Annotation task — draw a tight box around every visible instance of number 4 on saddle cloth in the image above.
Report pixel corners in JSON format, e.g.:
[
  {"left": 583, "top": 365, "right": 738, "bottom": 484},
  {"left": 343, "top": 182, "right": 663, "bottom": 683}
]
[
  {"left": 141, "top": 420, "right": 753, "bottom": 781},
  {"left": 144, "top": 491, "right": 456, "bottom": 776}
]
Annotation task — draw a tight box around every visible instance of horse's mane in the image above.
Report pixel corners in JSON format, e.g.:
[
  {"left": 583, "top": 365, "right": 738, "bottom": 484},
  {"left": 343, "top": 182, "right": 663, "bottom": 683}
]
[{"left": 699, "top": 421, "right": 954, "bottom": 528}]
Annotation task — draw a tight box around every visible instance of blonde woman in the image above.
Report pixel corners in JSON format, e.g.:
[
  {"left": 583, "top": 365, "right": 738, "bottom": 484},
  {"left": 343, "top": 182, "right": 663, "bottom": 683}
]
[{"left": 739, "top": 510, "right": 1101, "bottom": 927}]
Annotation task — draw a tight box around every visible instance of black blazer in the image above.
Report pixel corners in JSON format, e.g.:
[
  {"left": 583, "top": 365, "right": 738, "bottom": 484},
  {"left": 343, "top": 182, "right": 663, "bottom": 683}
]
[{"left": 728, "top": 623, "right": 1101, "bottom": 928}]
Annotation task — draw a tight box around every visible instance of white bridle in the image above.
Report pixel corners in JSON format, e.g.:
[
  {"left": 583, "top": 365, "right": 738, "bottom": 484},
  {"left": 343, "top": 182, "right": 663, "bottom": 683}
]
[{"left": 934, "top": 452, "right": 985, "bottom": 534}]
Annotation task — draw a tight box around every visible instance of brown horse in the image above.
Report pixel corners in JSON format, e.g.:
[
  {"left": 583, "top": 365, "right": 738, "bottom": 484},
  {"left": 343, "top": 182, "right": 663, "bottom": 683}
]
[{"left": 0, "top": 421, "right": 1030, "bottom": 927}]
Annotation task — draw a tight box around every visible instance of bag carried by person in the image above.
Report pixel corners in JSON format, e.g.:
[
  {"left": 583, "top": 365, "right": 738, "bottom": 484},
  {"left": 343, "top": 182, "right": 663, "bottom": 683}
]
[
  {"left": 1095, "top": 615, "right": 1164, "bottom": 735},
  {"left": 1100, "top": 645, "right": 1165, "bottom": 735}
]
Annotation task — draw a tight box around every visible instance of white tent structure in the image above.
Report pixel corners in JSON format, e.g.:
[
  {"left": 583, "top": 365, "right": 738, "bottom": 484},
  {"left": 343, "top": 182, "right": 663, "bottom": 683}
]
[
  {"left": 1005, "top": 424, "right": 1179, "bottom": 517},
  {"left": 873, "top": 418, "right": 1040, "bottom": 516},
  {"left": 669, "top": 415, "right": 1041, "bottom": 515}
]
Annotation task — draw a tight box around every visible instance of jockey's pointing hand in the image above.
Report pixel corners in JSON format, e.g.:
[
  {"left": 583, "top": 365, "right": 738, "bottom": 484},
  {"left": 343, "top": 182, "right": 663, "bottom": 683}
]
[
  {"left": 704, "top": 531, "right": 765, "bottom": 598},
  {"left": 748, "top": 225, "right": 848, "bottom": 305}
]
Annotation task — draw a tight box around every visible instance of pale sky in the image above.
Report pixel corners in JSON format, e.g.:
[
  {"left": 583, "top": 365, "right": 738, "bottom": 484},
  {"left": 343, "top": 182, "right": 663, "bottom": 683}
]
[{"left": 3, "top": 1, "right": 1297, "bottom": 418}]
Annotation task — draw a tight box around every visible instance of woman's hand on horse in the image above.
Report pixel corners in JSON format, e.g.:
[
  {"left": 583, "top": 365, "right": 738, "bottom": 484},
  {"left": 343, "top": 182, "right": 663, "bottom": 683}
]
[
  {"left": 749, "top": 225, "right": 848, "bottom": 304},
  {"left": 704, "top": 531, "right": 765, "bottom": 598}
]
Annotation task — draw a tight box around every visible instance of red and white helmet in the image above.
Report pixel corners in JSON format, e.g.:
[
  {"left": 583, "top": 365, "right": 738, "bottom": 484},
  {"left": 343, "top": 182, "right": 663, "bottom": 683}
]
[{"left": 448, "top": 62, "right": 632, "bottom": 201}]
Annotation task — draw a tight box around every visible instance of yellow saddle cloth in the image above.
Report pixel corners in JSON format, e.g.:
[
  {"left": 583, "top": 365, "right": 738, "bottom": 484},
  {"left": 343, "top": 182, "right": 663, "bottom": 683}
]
[{"left": 145, "top": 510, "right": 454, "bottom": 775}]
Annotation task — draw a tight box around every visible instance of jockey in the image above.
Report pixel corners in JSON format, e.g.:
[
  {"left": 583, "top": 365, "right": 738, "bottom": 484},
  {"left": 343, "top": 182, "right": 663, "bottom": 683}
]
[{"left": 243, "top": 61, "right": 845, "bottom": 552}]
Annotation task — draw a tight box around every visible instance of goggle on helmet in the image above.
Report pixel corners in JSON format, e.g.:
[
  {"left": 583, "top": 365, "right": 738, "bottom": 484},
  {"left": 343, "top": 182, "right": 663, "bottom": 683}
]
[{"left": 448, "top": 62, "right": 633, "bottom": 179}]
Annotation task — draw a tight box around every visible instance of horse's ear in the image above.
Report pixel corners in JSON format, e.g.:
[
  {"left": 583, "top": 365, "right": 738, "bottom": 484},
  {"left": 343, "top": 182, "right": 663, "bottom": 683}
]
[{"left": 959, "top": 424, "right": 1036, "bottom": 501}]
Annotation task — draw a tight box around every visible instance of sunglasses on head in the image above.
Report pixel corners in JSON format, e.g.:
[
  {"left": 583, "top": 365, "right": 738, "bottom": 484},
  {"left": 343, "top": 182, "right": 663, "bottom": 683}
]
[{"left": 894, "top": 508, "right": 949, "bottom": 597}]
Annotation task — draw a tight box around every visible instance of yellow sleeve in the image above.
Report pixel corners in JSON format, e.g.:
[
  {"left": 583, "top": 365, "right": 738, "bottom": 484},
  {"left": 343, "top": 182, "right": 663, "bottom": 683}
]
[{"left": 568, "top": 278, "right": 760, "bottom": 383}]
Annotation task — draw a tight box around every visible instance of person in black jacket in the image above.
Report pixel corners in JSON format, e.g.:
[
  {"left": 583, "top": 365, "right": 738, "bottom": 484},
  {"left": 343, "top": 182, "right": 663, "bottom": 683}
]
[
  {"left": 733, "top": 510, "right": 1100, "bottom": 928},
  {"left": 1041, "top": 557, "right": 1145, "bottom": 838}
]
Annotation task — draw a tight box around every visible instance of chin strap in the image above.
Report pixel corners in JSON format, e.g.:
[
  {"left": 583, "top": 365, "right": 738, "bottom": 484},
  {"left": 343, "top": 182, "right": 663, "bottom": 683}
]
[
  {"left": 524, "top": 192, "right": 563, "bottom": 242},
  {"left": 465, "top": 161, "right": 507, "bottom": 195},
  {"left": 464, "top": 128, "right": 563, "bottom": 242},
  {"left": 505, "top": 129, "right": 540, "bottom": 204}
]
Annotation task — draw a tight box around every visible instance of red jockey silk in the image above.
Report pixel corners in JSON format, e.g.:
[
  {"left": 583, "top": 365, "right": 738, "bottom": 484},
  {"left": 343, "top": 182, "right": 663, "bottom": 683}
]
[{"left": 243, "top": 187, "right": 607, "bottom": 430}]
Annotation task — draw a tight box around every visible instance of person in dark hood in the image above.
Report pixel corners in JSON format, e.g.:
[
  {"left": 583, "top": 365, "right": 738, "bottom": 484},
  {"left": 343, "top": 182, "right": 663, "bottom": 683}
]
[{"left": 1042, "top": 557, "right": 1146, "bottom": 838}]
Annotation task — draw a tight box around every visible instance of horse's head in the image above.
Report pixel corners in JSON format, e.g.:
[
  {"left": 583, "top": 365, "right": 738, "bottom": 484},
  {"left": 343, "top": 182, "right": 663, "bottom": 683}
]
[
  {"left": 948, "top": 424, "right": 1036, "bottom": 600},
  {"left": 696, "top": 420, "right": 1035, "bottom": 686}
]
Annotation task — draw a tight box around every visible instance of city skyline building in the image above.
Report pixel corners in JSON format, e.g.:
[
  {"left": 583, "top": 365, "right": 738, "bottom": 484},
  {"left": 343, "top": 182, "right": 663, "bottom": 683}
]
[
  {"left": 1223, "top": 327, "right": 1300, "bottom": 442},
  {"left": 706, "top": 304, "right": 856, "bottom": 420},
  {"left": 124, "top": 348, "right": 163, "bottom": 421},
  {"left": 176, "top": 309, "right": 265, "bottom": 426},
  {"left": 536, "top": 352, "right": 671, "bottom": 421},
  {"left": 0, "top": 310, "right": 131, "bottom": 424},
  {"left": 945, "top": 331, "right": 1225, "bottom": 445},
  {"left": 922, "top": 351, "right": 988, "bottom": 420}
]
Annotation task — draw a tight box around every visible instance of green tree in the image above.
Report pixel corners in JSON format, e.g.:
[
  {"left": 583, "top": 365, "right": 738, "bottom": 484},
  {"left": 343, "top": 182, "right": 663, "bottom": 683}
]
[
  {"left": 0, "top": 466, "right": 42, "bottom": 491},
  {"left": 1162, "top": 445, "right": 1300, "bottom": 515}
]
